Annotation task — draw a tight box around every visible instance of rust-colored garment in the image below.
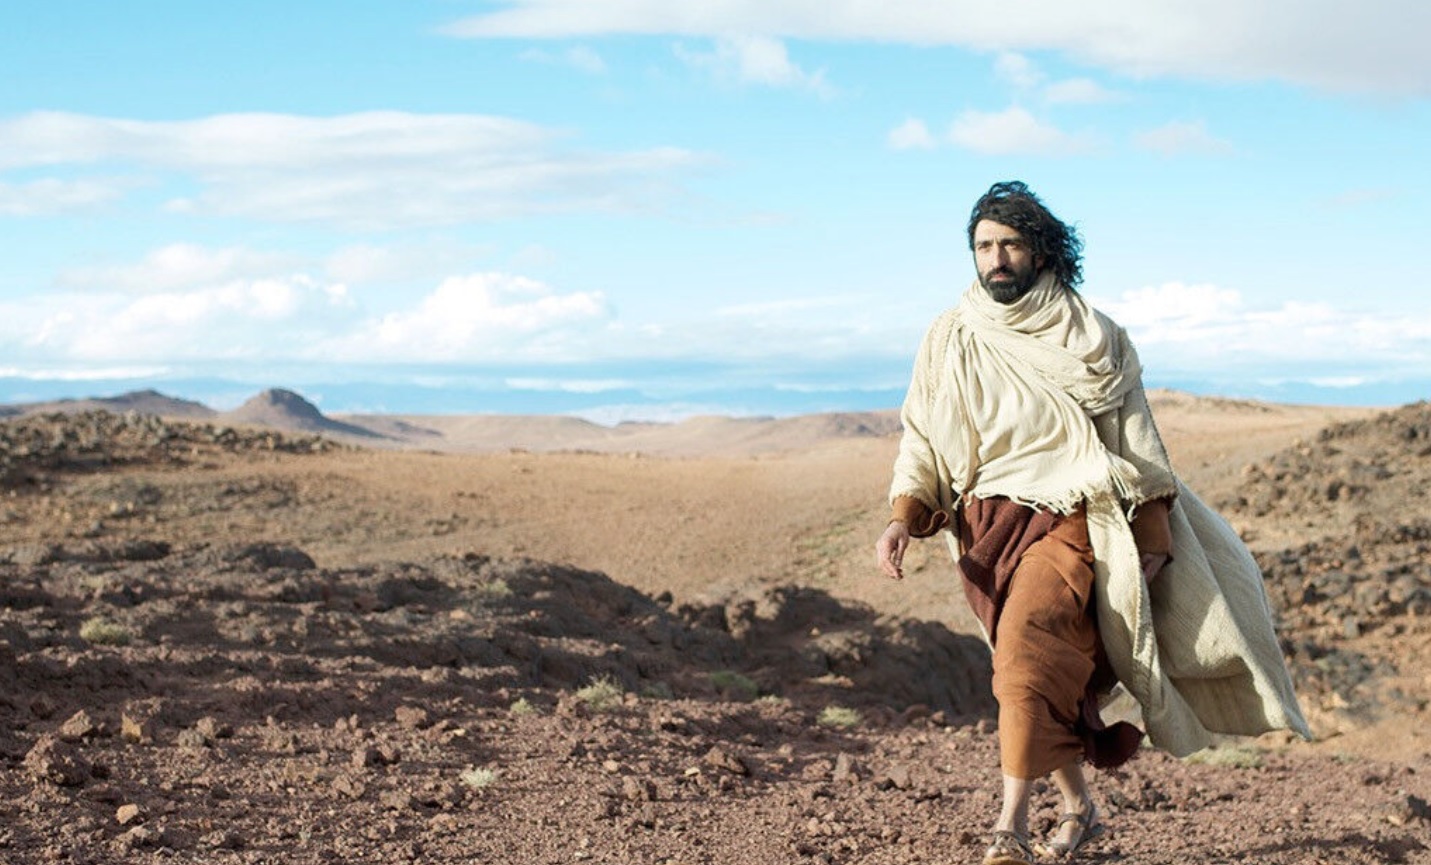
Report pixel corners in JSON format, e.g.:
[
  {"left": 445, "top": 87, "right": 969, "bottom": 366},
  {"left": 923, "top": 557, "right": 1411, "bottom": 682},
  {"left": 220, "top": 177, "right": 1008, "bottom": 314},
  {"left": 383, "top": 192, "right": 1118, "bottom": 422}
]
[
  {"left": 889, "top": 493, "right": 1169, "bottom": 777},
  {"left": 959, "top": 496, "right": 1143, "bottom": 779}
]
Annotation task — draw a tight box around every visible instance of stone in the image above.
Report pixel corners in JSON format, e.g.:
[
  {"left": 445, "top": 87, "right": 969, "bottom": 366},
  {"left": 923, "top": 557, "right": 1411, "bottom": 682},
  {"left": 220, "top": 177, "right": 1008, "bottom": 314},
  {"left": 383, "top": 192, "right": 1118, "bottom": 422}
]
[
  {"left": 121, "top": 712, "right": 156, "bottom": 744},
  {"left": 702, "top": 746, "right": 750, "bottom": 776},
  {"left": 58, "top": 710, "right": 100, "bottom": 742},
  {"left": 195, "top": 716, "right": 234, "bottom": 740},
  {"left": 621, "top": 776, "right": 656, "bottom": 802},
  {"left": 331, "top": 774, "right": 366, "bottom": 800},
  {"left": 23, "top": 735, "right": 91, "bottom": 787},
  {"left": 394, "top": 706, "right": 430, "bottom": 730},
  {"left": 115, "top": 804, "right": 143, "bottom": 825}
]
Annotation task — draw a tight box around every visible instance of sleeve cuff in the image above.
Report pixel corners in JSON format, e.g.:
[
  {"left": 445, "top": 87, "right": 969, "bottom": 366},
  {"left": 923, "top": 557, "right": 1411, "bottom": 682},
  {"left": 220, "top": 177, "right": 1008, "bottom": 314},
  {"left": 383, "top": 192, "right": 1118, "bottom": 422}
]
[
  {"left": 891, "top": 495, "right": 950, "bottom": 538},
  {"left": 1130, "top": 497, "right": 1173, "bottom": 556}
]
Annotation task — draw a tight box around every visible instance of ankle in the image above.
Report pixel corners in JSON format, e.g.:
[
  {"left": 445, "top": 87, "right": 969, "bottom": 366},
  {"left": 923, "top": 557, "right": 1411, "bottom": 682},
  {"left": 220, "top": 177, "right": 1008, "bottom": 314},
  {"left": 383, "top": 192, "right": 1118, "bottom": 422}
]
[{"left": 1063, "top": 796, "right": 1095, "bottom": 818}]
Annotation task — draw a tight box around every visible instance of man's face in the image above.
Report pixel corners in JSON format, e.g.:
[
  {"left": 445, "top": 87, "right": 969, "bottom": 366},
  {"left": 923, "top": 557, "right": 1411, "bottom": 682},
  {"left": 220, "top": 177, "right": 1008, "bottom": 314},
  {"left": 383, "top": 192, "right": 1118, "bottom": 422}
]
[{"left": 972, "top": 219, "right": 1042, "bottom": 304}]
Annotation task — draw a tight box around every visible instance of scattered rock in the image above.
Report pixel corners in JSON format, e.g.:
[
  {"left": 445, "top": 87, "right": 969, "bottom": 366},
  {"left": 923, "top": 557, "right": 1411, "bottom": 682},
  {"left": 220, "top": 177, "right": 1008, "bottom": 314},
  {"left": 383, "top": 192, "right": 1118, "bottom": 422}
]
[
  {"left": 1386, "top": 794, "right": 1431, "bottom": 826},
  {"left": 379, "top": 789, "right": 416, "bottom": 811},
  {"left": 175, "top": 728, "right": 209, "bottom": 749},
  {"left": 23, "top": 735, "right": 91, "bottom": 787},
  {"left": 117, "top": 824, "right": 163, "bottom": 850},
  {"left": 702, "top": 745, "right": 750, "bottom": 776},
  {"left": 115, "top": 803, "right": 143, "bottom": 825},
  {"left": 394, "top": 706, "right": 430, "bottom": 730},
  {"left": 621, "top": 776, "right": 656, "bottom": 802},
  {"left": 121, "top": 707, "right": 158, "bottom": 744},
  {"left": 58, "top": 709, "right": 101, "bottom": 742},
  {"left": 200, "top": 829, "right": 245, "bottom": 850},
  {"left": 832, "top": 752, "right": 860, "bottom": 784},
  {"left": 331, "top": 774, "right": 366, "bottom": 800},
  {"left": 194, "top": 716, "right": 234, "bottom": 740}
]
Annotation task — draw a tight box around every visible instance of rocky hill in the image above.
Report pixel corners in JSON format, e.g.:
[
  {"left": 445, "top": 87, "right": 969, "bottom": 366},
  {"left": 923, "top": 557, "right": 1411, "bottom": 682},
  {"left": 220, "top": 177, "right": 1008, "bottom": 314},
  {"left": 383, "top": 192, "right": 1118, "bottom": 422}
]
[
  {"left": 221, "top": 388, "right": 385, "bottom": 440},
  {"left": 1215, "top": 401, "right": 1431, "bottom": 734},
  {"left": 0, "top": 389, "right": 214, "bottom": 421}
]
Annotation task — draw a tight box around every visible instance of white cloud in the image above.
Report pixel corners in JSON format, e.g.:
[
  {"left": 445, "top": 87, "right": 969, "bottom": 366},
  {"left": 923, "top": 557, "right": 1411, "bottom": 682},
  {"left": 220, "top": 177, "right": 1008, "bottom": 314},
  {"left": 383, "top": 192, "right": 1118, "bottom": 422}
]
[
  {"left": 329, "top": 273, "right": 608, "bottom": 363},
  {"left": 324, "top": 241, "right": 497, "bottom": 286},
  {"left": 1092, "top": 282, "right": 1431, "bottom": 369},
  {"left": 0, "top": 365, "right": 171, "bottom": 381},
  {"left": 1042, "top": 78, "right": 1121, "bottom": 105},
  {"left": 566, "top": 45, "right": 608, "bottom": 74},
  {"left": 7, "top": 274, "right": 352, "bottom": 363},
  {"left": 0, "top": 111, "right": 712, "bottom": 229},
  {"left": 674, "top": 35, "right": 833, "bottom": 96},
  {"left": 3, "top": 268, "right": 608, "bottom": 367},
  {"left": 993, "top": 54, "right": 1122, "bottom": 105},
  {"left": 442, "top": 0, "right": 1431, "bottom": 96},
  {"left": 57, "top": 244, "right": 305, "bottom": 292},
  {"left": 519, "top": 45, "right": 608, "bottom": 74},
  {"left": 1134, "top": 120, "right": 1234, "bottom": 156},
  {"left": 995, "top": 53, "right": 1042, "bottom": 90},
  {"left": 887, "top": 118, "right": 936, "bottom": 151},
  {"left": 947, "top": 107, "right": 1095, "bottom": 156},
  {"left": 0, "top": 177, "right": 133, "bottom": 216},
  {"left": 504, "top": 376, "right": 634, "bottom": 393}
]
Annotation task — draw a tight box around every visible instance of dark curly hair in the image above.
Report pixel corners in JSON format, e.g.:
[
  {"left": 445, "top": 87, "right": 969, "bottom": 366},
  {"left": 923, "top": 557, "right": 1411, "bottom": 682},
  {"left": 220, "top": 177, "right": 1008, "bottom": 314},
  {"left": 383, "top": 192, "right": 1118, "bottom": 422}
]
[{"left": 966, "top": 181, "right": 1084, "bottom": 289}]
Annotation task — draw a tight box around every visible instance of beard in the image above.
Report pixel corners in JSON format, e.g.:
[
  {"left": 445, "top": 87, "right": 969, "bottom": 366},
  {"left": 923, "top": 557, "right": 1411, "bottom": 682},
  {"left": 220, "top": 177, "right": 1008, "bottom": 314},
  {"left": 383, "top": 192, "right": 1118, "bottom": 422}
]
[{"left": 979, "top": 264, "right": 1039, "bottom": 304}]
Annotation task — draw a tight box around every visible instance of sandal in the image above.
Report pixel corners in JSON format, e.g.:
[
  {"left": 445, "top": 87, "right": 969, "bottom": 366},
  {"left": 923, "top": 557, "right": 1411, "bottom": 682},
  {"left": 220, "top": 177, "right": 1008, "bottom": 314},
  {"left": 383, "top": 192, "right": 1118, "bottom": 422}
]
[
  {"left": 982, "top": 830, "right": 1034, "bottom": 865},
  {"left": 1034, "top": 807, "right": 1106, "bottom": 859}
]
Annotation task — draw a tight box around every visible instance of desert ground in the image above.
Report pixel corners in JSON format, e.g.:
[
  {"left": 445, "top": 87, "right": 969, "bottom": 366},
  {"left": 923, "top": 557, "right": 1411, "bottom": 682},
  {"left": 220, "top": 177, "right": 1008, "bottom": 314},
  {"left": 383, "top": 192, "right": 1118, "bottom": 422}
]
[{"left": 1, "top": 389, "right": 1429, "bottom": 864}]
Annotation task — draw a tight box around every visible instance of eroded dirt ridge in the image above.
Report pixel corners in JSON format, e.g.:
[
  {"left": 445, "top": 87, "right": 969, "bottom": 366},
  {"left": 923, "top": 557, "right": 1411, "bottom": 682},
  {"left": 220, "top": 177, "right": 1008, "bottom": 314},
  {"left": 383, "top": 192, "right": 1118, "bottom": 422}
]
[{"left": 0, "top": 410, "right": 346, "bottom": 491}]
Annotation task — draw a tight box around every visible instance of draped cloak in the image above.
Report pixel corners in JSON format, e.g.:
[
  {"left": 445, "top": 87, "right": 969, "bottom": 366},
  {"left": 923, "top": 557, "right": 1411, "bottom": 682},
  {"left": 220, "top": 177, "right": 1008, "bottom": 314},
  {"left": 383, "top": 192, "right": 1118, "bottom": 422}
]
[{"left": 889, "top": 275, "right": 1311, "bottom": 757}]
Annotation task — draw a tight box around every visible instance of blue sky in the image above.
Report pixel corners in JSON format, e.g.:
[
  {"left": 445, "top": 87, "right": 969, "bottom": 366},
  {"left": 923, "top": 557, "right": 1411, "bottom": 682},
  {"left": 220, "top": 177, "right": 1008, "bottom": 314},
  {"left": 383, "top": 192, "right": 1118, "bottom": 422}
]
[{"left": 2, "top": 1, "right": 1429, "bottom": 419}]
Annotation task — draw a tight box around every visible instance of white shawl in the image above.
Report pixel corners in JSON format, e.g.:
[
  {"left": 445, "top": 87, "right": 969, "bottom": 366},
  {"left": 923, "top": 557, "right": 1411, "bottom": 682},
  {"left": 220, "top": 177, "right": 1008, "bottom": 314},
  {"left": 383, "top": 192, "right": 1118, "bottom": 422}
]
[{"left": 890, "top": 275, "right": 1312, "bottom": 756}]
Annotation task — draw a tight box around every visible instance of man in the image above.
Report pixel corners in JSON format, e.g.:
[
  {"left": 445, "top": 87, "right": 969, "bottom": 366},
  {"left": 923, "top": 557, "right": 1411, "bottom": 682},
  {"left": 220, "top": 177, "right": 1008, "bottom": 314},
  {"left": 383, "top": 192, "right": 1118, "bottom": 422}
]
[{"left": 875, "top": 181, "right": 1309, "bottom": 864}]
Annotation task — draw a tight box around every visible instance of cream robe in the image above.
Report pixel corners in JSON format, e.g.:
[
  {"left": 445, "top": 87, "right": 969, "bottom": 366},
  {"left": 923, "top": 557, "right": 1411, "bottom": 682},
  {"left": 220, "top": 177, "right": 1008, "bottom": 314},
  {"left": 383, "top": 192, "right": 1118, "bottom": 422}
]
[{"left": 890, "top": 276, "right": 1311, "bottom": 757}]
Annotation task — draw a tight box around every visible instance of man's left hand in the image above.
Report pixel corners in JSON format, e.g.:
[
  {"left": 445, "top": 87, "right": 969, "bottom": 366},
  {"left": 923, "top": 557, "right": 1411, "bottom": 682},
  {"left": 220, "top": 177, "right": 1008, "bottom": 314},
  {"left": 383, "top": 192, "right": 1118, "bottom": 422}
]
[{"left": 1140, "top": 552, "right": 1168, "bottom": 583}]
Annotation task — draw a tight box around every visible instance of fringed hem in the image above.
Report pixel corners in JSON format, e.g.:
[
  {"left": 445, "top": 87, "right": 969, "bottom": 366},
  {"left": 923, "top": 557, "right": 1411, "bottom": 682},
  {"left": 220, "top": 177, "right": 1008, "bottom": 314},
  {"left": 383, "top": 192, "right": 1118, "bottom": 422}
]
[
  {"left": 967, "top": 479, "right": 1110, "bottom": 518},
  {"left": 1122, "top": 483, "right": 1180, "bottom": 521}
]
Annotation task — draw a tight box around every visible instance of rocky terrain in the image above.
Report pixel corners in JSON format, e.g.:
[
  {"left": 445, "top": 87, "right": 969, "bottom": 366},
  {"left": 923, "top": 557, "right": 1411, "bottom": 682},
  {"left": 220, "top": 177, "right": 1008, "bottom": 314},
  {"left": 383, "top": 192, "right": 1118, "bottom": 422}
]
[
  {"left": 1215, "top": 402, "right": 1431, "bottom": 744},
  {"left": 1, "top": 401, "right": 1429, "bottom": 863}
]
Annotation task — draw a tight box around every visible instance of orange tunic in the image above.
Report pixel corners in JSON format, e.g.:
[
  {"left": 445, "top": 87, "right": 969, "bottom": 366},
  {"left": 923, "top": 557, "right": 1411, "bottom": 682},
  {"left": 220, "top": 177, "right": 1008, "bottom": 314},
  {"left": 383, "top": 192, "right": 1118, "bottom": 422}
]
[{"left": 894, "top": 494, "right": 1170, "bottom": 778}]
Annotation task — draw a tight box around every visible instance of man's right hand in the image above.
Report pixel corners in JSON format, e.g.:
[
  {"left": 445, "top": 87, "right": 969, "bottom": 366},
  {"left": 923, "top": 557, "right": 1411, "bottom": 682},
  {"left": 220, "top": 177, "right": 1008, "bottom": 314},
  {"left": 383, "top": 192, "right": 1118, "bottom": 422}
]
[{"left": 876, "top": 520, "right": 911, "bottom": 581}]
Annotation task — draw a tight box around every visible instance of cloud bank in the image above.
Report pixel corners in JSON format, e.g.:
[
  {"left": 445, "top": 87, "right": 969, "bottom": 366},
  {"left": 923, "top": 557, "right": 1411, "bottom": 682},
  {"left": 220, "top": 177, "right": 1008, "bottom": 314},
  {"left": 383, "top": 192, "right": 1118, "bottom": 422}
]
[
  {"left": 1093, "top": 283, "right": 1431, "bottom": 372},
  {"left": 443, "top": 0, "right": 1431, "bottom": 96},
  {"left": 4, "top": 237, "right": 1427, "bottom": 392},
  {"left": 0, "top": 111, "right": 712, "bottom": 229}
]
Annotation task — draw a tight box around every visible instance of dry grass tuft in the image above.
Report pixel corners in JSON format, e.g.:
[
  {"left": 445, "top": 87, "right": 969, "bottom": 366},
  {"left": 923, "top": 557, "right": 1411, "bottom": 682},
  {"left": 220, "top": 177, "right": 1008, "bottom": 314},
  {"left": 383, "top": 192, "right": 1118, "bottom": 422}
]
[
  {"left": 817, "top": 705, "right": 860, "bottom": 729},
  {"left": 79, "top": 617, "right": 132, "bottom": 646},
  {"left": 575, "top": 675, "right": 625, "bottom": 712}
]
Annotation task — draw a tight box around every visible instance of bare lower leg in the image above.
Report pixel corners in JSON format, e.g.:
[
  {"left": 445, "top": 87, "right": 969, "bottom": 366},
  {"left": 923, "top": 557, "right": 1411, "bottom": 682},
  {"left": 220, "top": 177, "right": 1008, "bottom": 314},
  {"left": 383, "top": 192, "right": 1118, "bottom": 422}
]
[
  {"left": 994, "top": 774, "right": 1033, "bottom": 838},
  {"left": 1047, "top": 761, "right": 1097, "bottom": 848}
]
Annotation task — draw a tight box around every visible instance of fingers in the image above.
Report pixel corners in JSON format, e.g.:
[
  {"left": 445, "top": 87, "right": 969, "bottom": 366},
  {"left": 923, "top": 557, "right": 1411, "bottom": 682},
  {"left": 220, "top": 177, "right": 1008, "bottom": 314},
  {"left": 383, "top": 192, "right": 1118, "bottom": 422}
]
[
  {"left": 879, "top": 555, "right": 904, "bottom": 580},
  {"left": 1140, "top": 552, "right": 1168, "bottom": 584},
  {"left": 875, "top": 525, "right": 908, "bottom": 581}
]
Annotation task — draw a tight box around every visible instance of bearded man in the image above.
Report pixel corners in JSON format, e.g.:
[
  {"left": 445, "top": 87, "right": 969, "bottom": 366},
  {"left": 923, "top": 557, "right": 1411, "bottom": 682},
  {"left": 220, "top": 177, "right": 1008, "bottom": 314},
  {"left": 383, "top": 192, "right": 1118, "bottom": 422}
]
[{"left": 875, "top": 181, "right": 1309, "bottom": 864}]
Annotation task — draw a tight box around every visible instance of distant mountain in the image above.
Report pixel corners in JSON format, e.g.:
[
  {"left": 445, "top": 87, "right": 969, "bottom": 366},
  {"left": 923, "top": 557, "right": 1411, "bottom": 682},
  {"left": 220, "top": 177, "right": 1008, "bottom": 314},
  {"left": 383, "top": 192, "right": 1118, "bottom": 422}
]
[
  {"left": 0, "top": 388, "right": 216, "bottom": 420},
  {"left": 221, "top": 388, "right": 384, "bottom": 439}
]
